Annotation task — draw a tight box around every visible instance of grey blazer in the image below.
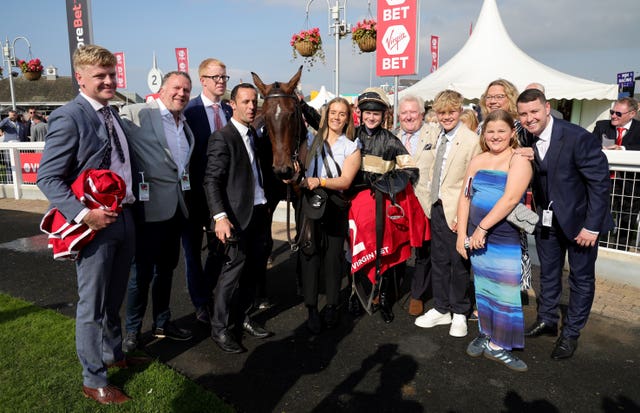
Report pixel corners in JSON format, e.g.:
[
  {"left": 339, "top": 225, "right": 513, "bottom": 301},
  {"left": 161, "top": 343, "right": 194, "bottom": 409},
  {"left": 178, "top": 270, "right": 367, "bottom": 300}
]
[
  {"left": 120, "top": 100, "right": 195, "bottom": 223},
  {"left": 37, "top": 95, "right": 130, "bottom": 221}
]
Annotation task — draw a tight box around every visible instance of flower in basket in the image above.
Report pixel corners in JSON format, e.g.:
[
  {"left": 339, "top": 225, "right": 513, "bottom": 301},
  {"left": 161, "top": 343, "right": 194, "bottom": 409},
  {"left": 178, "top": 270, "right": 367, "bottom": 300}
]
[
  {"left": 352, "top": 19, "right": 377, "bottom": 53},
  {"left": 290, "top": 27, "right": 325, "bottom": 67},
  {"left": 17, "top": 58, "right": 43, "bottom": 73}
]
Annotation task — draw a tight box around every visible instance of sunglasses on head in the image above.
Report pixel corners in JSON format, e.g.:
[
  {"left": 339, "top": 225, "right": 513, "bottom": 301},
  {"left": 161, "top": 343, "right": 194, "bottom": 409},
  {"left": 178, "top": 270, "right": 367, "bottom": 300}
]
[{"left": 610, "top": 109, "right": 633, "bottom": 117}]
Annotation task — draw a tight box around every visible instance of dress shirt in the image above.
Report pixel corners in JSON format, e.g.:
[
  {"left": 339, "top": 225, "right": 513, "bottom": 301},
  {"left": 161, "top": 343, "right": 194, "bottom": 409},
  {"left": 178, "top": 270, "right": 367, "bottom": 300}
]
[
  {"left": 618, "top": 120, "right": 632, "bottom": 150},
  {"left": 156, "top": 99, "right": 190, "bottom": 177},
  {"left": 231, "top": 118, "right": 267, "bottom": 206},
  {"left": 535, "top": 115, "right": 554, "bottom": 160},
  {"left": 200, "top": 93, "right": 227, "bottom": 133},
  {"left": 433, "top": 122, "right": 461, "bottom": 199},
  {"left": 402, "top": 130, "right": 420, "bottom": 156}
]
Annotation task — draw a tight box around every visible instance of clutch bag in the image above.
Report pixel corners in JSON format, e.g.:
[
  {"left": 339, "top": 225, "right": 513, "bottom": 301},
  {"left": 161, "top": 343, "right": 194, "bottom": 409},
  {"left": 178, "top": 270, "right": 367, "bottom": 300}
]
[{"left": 506, "top": 203, "right": 539, "bottom": 234}]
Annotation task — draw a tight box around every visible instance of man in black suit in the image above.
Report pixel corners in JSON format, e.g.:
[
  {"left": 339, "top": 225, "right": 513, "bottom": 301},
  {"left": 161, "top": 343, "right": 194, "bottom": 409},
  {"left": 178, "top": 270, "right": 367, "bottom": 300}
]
[
  {"left": 517, "top": 89, "right": 613, "bottom": 360},
  {"left": 204, "top": 83, "right": 273, "bottom": 353},
  {"left": 182, "top": 58, "right": 233, "bottom": 325},
  {"left": 592, "top": 97, "right": 640, "bottom": 250}
]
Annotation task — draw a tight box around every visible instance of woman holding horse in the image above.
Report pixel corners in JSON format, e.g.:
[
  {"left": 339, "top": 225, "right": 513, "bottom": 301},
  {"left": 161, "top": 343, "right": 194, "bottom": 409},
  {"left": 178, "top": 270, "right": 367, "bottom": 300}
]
[{"left": 298, "top": 97, "right": 361, "bottom": 334}]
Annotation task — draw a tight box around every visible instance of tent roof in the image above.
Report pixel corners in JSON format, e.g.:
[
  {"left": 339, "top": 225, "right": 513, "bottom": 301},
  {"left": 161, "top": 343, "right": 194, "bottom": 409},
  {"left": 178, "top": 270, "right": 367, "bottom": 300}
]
[
  {"left": 308, "top": 85, "right": 335, "bottom": 109},
  {"left": 400, "top": 0, "right": 617, "bottom": 101}
]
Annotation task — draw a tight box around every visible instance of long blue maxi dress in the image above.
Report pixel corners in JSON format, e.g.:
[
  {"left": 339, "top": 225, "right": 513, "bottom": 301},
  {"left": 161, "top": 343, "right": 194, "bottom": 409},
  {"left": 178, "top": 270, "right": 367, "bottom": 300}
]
[{"left": 469, "top": 170, "right": 524, "bottom": 350}]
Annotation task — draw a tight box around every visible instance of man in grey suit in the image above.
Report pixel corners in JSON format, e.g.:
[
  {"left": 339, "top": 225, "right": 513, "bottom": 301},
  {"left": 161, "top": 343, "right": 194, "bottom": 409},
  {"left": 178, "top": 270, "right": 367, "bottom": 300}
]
[
  {"left": 36, "top": 45, "right": 136, "bottom": 405},
  {"left": 120, "top": 71, "right": 195, "bottom": 352}
]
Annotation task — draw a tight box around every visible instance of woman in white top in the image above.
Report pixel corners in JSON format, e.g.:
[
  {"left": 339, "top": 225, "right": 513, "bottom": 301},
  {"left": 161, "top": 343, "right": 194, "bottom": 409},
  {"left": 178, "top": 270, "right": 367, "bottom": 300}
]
[{"left": 298, "top": 97, "right": 361, "bottom": 334}]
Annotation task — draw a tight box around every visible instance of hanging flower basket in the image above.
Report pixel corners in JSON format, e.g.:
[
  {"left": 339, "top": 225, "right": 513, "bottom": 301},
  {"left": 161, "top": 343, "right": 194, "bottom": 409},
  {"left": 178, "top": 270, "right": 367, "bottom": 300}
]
[
  {"left": 352, "top": 19, "right": 377, "bottom": 54},
  {"left": 295, "top": 40, "right": 317, "bottom": 57},
  {"left": 290, "top": 27, "right": 325, "bottom": 67},
  {"left": 23, "top": 71, "right": 42, "bottom": 81}
]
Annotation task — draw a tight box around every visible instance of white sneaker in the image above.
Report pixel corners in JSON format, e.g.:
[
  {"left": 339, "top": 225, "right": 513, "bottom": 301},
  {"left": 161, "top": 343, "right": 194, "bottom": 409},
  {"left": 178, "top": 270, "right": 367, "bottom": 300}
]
[
  {"left": 449, "top": 313, "right": 468, "bottom": 337},
  {"left": 415, "top": 308, "right": 452, "bottom": 328}
]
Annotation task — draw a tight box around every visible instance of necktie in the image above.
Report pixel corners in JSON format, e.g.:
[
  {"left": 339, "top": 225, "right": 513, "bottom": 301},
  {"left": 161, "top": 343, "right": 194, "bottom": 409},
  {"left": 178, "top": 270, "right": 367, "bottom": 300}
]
[
  {"left": 212, "top": 103, "right": 223, "bottom": 131},
  {"left": 616, "top": 127, "right": 626, "bottom": 146},
  {"left": 403, "top": 132, "right": 413, "bottom": 154},
  {"left": 247, "top": 128, "right": 263, "bottom": 188},
  {"left": 429, "top": 135, "right": 447, "bottom": 206},
  {"left": 99, "top": 106, "right": 125, "bottom": 169}
]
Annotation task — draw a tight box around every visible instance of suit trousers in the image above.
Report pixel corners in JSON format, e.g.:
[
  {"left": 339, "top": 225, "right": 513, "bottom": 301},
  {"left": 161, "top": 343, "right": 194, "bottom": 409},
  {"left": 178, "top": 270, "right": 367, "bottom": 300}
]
[
  {"left": 125, "top": 208, "right": 185, "bottom": 333},
  {"left": 535, "top": 223, "right": 598, "bottom": 339},
  {"left": 430, "top": 202, "right": 471, "bottom": 314},
  {"left": 181, "top": 218, "right": 222, "bottom": 309},
  {"left": 75, "top": 208, "right": 135, "bottom": 388},
  {"left": 411, "top": 240, "right": 432, "bottom": 300},
  {"left": 211, "top": 205, "right": 270, "bottom": 336}
]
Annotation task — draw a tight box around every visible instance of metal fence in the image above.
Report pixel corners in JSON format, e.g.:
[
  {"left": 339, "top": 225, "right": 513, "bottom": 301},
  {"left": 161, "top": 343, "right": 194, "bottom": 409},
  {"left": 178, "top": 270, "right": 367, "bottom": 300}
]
[{"left": 1, "top": 142, "right": 639, "bottom": 255}]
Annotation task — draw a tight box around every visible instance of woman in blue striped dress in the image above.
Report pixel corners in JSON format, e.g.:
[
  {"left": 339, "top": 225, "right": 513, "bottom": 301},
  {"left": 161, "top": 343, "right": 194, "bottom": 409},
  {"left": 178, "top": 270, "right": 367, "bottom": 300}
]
[{"left": 456, "top": 109, "right": 533, "bottom": 372}]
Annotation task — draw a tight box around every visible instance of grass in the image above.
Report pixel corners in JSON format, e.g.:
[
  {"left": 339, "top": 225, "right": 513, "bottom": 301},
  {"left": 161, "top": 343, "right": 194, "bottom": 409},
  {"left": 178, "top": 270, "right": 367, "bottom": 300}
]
[{"left": 0, "top": 293, "right": 234, "bottom": 412}]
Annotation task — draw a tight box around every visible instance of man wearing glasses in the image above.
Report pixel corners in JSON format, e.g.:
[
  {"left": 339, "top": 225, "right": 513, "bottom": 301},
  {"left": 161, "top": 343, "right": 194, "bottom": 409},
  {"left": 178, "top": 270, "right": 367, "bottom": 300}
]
[
  {"left": 182, "top": 58, "right": 233, "bottom": 326},
  {"left": 593, "top": 97, "right": 640, "bottom": 151}
]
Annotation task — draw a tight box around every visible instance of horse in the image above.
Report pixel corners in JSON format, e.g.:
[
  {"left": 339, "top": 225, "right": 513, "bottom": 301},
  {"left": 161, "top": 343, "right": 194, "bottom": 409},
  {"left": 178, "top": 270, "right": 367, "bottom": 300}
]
[{"left": 251, "top": 66, "right": 306, "bottom": 181}]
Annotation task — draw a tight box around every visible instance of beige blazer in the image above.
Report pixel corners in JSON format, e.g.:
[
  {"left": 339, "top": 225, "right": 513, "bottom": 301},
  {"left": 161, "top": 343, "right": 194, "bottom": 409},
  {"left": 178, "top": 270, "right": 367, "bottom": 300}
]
[{"left": 424, "top": 123, "right": 481, "bottom": 228}]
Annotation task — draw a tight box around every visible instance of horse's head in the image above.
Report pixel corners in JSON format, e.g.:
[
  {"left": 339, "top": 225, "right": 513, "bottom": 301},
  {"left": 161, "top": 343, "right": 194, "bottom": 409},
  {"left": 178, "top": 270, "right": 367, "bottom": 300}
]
[{"left": 252, "top": 66, "right": 305, "bottom": 180}]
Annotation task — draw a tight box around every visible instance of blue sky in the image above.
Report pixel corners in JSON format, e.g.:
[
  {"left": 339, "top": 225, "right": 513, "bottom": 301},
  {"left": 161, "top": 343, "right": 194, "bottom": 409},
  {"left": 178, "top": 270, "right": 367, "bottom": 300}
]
[{"left": 3, "top": 0, "right": 639, "bottom": 98}]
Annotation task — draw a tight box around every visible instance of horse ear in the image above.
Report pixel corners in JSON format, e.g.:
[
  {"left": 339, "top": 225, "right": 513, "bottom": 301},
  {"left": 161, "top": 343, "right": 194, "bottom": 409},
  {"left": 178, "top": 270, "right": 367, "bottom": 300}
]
[
  {"left": 251, "top": 72, "right": 268, "bottom": 96},
  {"left": 284, "top": 66, "right": 303, "bottom": 94}
]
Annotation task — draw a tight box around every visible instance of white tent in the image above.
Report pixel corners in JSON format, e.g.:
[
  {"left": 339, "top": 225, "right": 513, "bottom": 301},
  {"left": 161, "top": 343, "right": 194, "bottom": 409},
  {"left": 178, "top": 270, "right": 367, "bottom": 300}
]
[
  {"left": 308, "top": 85, "right": 335, "bottom": 109},
  {"left": 400, "top": 0, "right": 617, "bottom": 128}
]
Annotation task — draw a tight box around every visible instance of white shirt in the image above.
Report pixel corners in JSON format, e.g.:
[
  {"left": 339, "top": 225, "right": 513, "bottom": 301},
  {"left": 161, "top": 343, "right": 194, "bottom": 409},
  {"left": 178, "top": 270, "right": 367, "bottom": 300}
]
[
  {"left": 231, "top": 118, "right": 267, "bottom": 206},
  {"left": 156, "top": 99, "right": 190, "bottom": 177},
  {"left": 434, "top": 122, "right": 461, "bottom": 198},
  {"left": 536, "top": 115, "right": 554, "bottom": 160},
  {"left": 306, "top": 133, "right": 360, "bottom": 180}
]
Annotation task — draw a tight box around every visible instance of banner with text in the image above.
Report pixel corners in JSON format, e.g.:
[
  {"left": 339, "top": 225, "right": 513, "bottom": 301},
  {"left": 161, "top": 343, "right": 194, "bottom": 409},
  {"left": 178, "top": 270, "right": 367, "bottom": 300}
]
[
  {"left": 21, "top": 153, "right": 42, "bottom": 184},
  {"left": 175, "top": 48, "right": 189, "bottom": 73},
  {"left": 430, "top": 35, "right": 439, "bottom": 73},
  {"left": 114, "top": 52, "right": 126, "bottom": 89},
  {"left": 376, "top": 0, "right": 419, "bottom": 77},
  {"left": 65, "top": 0, "right": 94, "bottom": 91}
]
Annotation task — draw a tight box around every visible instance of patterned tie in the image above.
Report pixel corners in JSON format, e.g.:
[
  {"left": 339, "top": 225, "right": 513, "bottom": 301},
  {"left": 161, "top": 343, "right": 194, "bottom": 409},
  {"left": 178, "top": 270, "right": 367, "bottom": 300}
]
[
  {"left": 212, "top": 103, "right": 223, "bottom": 131},
  {"left": 616, "top": 127, "right": 626, "bottom": 146},
  {"left": 99, "top": 106, "right": 125, "bottom": 169},
  {"left": 403, "top": 131, "right": 414, "bottom": 155},
  {"left": 429, "top": 135, "right": 447, "bottom": 206},
  {"left": 247, "top": 127, "right": 263, "bottom": 188}
]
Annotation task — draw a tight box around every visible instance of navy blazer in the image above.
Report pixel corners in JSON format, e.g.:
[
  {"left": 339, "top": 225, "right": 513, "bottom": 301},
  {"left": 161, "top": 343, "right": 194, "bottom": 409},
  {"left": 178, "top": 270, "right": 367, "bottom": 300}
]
[
  {"left": 592, "top": 118, "right": 640, "bottom": 151},
  {"left": 532, "top": 118, "right": 614, "bottom": 238},
  {"left": 37, "top": 95, "right": 131, "bottom": 221},
  {"left": 184, "top": 96, "right": 232, "bottom": 225}
]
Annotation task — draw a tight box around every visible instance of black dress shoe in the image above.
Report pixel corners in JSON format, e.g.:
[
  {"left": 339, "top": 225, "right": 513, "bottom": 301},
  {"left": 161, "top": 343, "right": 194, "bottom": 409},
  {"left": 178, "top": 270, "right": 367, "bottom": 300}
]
[
  {"left": 211, "top": 331, "right": 245, "bottom": 353},
  {"left": 551, "top": 336, "right": 578, "bottom": 360},
  {"left": 323, "top": 305, "right": 339, "bottom": 329},
  {"left": 242, "top": 319, "right": 272, "bottom": 339},
  {"left": 524, "top": 320, "right": 557, "bottom": 337}
]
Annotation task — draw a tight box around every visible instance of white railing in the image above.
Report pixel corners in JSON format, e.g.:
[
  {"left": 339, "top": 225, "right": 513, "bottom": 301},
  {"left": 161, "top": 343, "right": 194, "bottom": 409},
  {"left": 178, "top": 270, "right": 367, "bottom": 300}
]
[{"left": 0, "top": 141, "right": 45, "bottom": 199}]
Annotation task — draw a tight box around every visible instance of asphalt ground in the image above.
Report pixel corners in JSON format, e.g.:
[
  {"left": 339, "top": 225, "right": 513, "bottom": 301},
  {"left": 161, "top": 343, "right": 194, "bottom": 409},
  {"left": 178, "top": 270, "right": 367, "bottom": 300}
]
[{"left": 0, "top": 201, "right": 639, "bottom": 413}]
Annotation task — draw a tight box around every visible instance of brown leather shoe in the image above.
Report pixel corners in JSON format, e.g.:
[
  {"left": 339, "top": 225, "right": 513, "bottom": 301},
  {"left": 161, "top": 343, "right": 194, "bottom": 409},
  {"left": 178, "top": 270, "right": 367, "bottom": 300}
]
[
  {"left": 82, "top": 384, "right": 131, "bottom": 404},
  {"left": 107, "top": 355, "right": 153, "bottom": 369},
  {"left": 408, "top": 298, "right": 424, "bottom": 316}
]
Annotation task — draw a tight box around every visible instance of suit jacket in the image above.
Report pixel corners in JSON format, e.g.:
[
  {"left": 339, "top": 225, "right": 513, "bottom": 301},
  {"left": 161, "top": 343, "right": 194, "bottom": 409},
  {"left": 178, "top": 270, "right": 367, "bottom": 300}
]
[
  {"left": 533, "top": 118, "right": 614, "bottom": 237},
  {"left": 120, "top": 100, "right": 195, "bottom": 223},
  {"left": 0, "top": 117, "right": 28, "bottom": 142},
  {"left": 183, "top": 96, "right": 232, "bottom": 225},
  {"left": 394, "top": 123, "right": 442, "bottom": 216},
  {"left": 592, "top": 118, "right": 640, "bottom": 150},
  {"left": 204, "top": 121, "right": 271, "bottom": 231},
  {"left": 425, "top": 123, "right": 481, "bottom": 227},
  {"left": 37, "top": 95, "right": 131, "bottom": 221}
]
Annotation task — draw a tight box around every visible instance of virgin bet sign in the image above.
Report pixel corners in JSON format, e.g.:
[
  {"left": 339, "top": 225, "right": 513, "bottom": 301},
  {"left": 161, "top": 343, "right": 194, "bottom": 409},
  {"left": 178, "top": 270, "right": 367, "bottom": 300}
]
[{"left": 377, "top": 0, "right": 419, "bottom": 77}]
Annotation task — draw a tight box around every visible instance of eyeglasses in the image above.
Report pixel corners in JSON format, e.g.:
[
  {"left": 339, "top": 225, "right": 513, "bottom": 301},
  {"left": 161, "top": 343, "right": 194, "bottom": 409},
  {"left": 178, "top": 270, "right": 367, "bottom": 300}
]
[
  {"left": 610, "top": 109, "right": 634, "bottom": 117},
  {"left": 485, "top": 94, "right": 506, "bottom": 100},
  {"left": 202, "top": 75, "right": 230, "bottom": 83}
]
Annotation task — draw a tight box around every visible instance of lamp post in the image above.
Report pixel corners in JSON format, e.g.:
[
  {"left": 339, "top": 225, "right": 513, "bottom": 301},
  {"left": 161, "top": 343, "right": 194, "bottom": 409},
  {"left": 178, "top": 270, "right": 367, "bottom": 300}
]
[
  {"left": 3, "top": 36, "right": 33, "bottom": 111},
  {"left": 306, "top": 0, "right": 349, "bottom": 97}
]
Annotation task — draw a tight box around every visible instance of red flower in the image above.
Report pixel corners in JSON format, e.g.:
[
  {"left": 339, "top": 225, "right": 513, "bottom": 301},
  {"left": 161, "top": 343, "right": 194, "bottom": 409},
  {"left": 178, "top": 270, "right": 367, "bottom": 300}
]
[{"left": 18, "top": 58, "right": 43, "bottom": 73}]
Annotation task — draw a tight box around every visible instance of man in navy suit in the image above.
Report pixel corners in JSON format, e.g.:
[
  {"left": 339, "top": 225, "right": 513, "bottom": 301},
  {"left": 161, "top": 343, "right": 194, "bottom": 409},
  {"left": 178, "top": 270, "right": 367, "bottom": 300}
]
[
  {"left": 204, "top": 83, "right": 273, "bottom": 353},
  {"left": 517, "top": 89, "right": 613, "bottom": 360},
  {"left": 37, "top": 45, "right": 136, "bottom": 404},
  {"left": 182, "top": 58, "right": 233, "bottom": 325}
]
